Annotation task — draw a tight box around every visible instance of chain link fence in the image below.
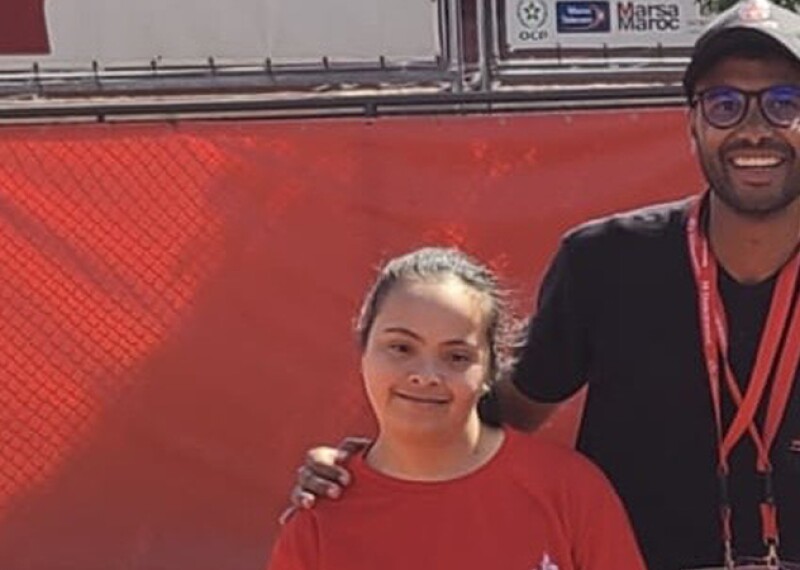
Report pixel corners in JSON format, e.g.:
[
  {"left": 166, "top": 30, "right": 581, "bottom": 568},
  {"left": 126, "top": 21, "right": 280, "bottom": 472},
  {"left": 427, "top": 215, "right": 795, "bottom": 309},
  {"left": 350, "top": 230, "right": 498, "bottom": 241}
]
[{"left": 0, "top": 129, "right": 225, "bottom": 513}]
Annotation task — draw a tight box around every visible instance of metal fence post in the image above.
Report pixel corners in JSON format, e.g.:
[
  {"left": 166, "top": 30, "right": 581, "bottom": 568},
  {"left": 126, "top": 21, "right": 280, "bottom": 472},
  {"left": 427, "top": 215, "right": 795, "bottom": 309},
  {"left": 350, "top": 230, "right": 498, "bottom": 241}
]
[
  {"left": 476, "top": 0, "right": 495, "bottom": 91},
  {"left": 448, "top": 0, "right": 466, "bottom": 93}
]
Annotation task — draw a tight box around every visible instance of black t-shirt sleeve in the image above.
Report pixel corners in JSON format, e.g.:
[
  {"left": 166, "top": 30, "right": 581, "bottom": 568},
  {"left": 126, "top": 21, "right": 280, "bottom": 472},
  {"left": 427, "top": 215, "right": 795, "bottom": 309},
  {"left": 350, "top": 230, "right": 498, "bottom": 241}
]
[{"left": 512, "top": 235, "right": 590, "bottom": 402}]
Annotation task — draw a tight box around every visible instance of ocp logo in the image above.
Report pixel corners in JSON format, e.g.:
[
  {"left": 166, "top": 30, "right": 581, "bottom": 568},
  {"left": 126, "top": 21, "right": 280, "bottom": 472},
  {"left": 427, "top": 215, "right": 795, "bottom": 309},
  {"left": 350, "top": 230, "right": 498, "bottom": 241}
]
[
  {"left": 517, "top": 0, "right": 549, "bottom": 29},
  {"left": 556, "top": 1, "right": 611, "bottom": 32}
]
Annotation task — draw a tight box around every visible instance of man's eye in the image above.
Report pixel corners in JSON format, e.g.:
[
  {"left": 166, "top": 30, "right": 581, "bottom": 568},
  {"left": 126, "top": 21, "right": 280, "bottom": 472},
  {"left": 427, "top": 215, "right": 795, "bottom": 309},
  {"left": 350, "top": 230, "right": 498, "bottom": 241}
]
[
  {"left": 770, "top": 97, "right": 800, "bottom": 112},
  {"left": 710, "top": 98, "right": 738, "bottom": 113}
]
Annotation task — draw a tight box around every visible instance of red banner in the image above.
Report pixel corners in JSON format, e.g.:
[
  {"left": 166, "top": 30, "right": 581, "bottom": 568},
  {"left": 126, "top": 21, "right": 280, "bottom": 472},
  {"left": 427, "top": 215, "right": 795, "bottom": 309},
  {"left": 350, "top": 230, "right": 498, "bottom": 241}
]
[{"left": 0, "top": 110, "right": 701, "bottom": 569}]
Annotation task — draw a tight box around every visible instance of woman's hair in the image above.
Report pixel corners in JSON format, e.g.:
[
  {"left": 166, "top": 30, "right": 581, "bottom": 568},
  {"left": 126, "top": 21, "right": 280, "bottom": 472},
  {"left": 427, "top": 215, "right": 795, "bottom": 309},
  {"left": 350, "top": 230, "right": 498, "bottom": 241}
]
[{"left": 355, "top": 247, "right": 520, "bottom": 425}]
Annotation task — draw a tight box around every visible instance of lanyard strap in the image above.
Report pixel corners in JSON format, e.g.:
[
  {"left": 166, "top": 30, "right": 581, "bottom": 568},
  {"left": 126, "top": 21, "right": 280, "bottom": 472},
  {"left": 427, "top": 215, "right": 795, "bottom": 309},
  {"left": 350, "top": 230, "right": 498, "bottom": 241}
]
[{"left": 686, "top": 194, "right": 800, "bottom": 566}]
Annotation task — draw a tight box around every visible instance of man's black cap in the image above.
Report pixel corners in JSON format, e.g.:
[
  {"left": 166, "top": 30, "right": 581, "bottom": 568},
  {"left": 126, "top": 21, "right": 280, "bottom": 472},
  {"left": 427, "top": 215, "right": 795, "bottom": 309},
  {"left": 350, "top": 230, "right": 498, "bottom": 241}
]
[{"left": 683, "top": 0, "right": 800, "bottom": 99}]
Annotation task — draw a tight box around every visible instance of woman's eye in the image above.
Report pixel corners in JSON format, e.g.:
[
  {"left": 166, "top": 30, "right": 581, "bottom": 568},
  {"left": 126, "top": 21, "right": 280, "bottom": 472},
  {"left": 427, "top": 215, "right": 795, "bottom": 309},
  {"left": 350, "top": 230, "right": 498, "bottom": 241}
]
[
  {"left": 448, "top": 352, "right": 473, "bottom": 364},
  {"left": 387, "top": 342, "right": 411, "bottom": 355}
]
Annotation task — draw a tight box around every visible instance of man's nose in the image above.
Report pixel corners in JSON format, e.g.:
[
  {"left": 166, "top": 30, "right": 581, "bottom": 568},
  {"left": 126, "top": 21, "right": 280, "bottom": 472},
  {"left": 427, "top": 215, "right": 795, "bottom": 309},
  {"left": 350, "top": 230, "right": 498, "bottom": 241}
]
[{"left": 737, "top": 99, "right": 775, "bottom": 143}]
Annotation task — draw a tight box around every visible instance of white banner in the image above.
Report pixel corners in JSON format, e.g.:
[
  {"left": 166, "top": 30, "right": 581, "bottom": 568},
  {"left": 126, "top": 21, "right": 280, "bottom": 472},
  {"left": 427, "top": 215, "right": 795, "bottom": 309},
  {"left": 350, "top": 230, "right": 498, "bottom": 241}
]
[
  {"left": 505, "top": 0, "right": 713, "bottom": 52},
  {"left": 0, "top": 0, "right": 441, "bottom": 68}
]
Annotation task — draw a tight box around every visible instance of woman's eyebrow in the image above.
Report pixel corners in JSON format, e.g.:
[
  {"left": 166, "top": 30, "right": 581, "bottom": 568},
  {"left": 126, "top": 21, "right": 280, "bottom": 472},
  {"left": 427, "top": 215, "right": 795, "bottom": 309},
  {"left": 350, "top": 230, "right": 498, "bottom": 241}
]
[
  {"left": 381, "top": 326, "right": 421, "bottom": 340},
  {"left": 381, "top": 327, "right": 477, "bottom": 347}
]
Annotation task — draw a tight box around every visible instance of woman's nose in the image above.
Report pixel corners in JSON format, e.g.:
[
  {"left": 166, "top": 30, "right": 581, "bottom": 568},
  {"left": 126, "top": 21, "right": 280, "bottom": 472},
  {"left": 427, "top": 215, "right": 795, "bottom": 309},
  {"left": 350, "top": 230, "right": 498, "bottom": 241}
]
[{"left": 408, "top": 362, "right": 442, "bottom": 385}]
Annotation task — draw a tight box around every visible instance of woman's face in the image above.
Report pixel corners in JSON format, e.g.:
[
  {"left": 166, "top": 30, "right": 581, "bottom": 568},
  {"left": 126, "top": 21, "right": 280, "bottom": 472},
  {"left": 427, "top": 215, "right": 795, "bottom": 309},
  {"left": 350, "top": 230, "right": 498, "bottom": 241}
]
[{"left": 361, "top": 276, "right": 491, "bottom": 443}]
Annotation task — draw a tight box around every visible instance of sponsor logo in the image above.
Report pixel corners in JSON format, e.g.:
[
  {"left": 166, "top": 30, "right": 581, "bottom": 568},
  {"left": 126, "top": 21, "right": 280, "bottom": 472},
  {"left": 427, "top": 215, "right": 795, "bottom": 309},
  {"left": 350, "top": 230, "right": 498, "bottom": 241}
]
[
  {"left": 790, "top": 438, "right": 800, "bottom": 453},
  {"left": 738, "top": 0, "right": 771, "bottom": 22},
  {"left": 556, "top": 1, "right": 611, "bottom": 32},
  {"left": 617, "top": 1, "right": 680, "bottom": 32},
  {"left": 518, "top": 0, "right": 548, "bottom": 28},
  {"left": 516, "top": 0, "right": 550, "bottom": 42}
]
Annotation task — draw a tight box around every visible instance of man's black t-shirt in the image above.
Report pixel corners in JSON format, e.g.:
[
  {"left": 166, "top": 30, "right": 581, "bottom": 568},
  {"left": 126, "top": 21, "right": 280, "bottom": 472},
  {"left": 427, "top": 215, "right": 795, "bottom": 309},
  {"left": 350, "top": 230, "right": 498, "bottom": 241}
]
[{"left": 513, "top": 198, "right": 800, "bottom": 570}]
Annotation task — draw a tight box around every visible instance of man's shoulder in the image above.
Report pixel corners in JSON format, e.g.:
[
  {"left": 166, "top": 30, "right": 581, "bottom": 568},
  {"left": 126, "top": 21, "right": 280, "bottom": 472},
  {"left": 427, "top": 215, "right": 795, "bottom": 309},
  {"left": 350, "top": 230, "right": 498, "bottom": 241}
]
[{"left": 564, "top": 196, "right": 694, "bottom": 248}]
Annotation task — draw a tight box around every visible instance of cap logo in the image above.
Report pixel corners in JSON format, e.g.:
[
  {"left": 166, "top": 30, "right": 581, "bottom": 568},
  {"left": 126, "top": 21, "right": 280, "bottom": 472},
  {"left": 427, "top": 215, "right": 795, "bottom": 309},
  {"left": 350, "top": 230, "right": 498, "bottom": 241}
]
[{"left": 737, "top": 0, "right": 772, "bottom": 22}]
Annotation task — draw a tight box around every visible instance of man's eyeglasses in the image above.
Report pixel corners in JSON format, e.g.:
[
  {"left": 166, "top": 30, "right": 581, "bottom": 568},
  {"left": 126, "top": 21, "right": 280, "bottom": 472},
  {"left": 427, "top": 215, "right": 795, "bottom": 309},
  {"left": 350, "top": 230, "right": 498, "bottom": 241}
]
[{"left": 692, "top": 85, "right": 800, "bottom": 129}]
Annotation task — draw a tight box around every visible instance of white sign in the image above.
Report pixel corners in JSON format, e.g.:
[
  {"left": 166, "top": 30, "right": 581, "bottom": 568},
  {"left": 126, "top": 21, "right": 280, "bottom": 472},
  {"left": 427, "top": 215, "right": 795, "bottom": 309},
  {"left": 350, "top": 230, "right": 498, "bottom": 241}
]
[
  {"left": 0, "top": 0, "right": 441, "bottom": 68},
  {"left": 505, "top": 0, "right": 712, "bottom": 51}
]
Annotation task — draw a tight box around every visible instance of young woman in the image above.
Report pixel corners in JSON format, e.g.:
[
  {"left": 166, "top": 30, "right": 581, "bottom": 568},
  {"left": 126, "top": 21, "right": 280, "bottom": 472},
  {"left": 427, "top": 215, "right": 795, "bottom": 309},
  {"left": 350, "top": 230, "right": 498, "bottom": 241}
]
[{"left": 269, "top": 247, "right": 644, "bottom": 570}]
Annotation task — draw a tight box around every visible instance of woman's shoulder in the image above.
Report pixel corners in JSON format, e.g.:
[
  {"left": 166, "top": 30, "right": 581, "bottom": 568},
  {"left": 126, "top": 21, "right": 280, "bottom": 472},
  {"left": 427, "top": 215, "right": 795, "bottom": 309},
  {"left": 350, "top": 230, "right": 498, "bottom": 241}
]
[{"left": 502, "top": 430, "right": 612, "bottom": 490}]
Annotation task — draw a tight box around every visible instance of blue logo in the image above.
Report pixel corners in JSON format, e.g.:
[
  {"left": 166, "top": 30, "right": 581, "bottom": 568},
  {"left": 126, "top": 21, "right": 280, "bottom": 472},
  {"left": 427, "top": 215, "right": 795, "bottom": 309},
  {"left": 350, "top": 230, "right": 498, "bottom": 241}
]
[{"left": 556, "top": 1, "right": 611, "bottom": 32}]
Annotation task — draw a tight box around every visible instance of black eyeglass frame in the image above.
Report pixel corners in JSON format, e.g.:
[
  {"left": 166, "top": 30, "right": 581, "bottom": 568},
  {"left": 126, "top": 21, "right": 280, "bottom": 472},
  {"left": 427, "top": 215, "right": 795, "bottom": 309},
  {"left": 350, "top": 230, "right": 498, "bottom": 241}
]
[{"left": 691, "top": 84, "right": 800, "bottom": 129}]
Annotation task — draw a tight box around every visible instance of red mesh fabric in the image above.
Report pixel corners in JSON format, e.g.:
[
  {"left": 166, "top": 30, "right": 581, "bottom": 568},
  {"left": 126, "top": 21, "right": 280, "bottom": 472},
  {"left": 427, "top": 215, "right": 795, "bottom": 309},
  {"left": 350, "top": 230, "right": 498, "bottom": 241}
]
[{"left": 0, "top": 112, "right": 700, "bottom": 569}]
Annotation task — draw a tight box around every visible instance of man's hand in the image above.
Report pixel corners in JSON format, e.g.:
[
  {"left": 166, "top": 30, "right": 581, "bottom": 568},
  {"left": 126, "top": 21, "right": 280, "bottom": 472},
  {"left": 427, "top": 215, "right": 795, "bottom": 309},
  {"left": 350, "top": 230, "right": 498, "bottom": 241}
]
[{"left": 279, "top": 437, "right": 371, "bottom": 524}]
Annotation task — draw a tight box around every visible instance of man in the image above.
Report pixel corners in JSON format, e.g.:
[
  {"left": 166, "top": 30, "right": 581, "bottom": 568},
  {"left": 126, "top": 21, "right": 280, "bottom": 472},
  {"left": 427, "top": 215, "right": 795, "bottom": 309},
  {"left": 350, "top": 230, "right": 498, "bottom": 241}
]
[{"left": 291, "top": 1, "right": 800, "bottom": 568}]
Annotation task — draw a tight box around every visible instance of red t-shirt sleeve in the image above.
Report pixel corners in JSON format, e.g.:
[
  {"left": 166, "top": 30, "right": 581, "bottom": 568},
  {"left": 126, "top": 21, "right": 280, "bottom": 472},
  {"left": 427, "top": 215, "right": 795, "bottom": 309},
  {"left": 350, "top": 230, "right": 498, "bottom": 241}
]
[
  {"left": 568, "top": 460, "right": 647, "bottom": 570},
  {"left": 267, "top": 511, "right": 320, "bottom": 570}
]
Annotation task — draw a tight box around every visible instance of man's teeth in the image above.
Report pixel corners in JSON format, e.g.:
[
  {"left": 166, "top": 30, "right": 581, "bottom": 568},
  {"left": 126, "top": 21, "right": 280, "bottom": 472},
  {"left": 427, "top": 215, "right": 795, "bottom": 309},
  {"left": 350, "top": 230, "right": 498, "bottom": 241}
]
[{"left": 731, "top": 156, "right": 782, "bottom": 168}]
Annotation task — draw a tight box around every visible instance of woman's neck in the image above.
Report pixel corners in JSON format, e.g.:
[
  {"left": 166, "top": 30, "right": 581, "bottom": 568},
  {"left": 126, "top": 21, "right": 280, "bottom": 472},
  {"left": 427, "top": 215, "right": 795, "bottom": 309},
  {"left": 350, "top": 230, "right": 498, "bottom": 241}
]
[
  {"left": 708, "top": 193, "right": 800, "bottom": 284},
  {"left": 366, "top": 418, "right": 505, "bottom": 482}
]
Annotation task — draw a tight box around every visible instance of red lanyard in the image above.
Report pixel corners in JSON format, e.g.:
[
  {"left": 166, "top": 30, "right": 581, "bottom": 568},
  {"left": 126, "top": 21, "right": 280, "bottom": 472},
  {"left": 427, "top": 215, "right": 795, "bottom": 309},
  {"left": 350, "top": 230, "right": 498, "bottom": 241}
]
[{"left": 686, "top": 194, "right": 800, "bottom": 568}]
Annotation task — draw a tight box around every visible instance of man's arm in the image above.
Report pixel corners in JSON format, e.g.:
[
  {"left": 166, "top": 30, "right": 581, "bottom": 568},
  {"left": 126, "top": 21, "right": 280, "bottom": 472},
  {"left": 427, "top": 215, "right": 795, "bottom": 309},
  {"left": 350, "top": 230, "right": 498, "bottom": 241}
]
[
  {"left": 506, "top": 235, "right": 591, "bottom": 423},
  {"left": 494, "top": 378, "right": 560, "bottom": 432}
]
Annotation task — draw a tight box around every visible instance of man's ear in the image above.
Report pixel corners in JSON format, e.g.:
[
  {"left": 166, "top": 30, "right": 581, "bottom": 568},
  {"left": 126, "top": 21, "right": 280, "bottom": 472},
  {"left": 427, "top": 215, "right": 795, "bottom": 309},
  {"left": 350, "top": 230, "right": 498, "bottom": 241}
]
[{"left": 687, "top": 107, "right": 699, "bottom": 156}]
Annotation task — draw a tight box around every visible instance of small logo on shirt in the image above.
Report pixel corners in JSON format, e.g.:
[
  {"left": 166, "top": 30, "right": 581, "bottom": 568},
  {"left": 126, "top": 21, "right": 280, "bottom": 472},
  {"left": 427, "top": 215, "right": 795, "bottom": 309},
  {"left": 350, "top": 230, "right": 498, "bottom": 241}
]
[
  {"left": 789, "top": 438, "right": 800, "bottom": 453},
  {"left": 534, "top": 553, "right": 560, "bottom": 570}
]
